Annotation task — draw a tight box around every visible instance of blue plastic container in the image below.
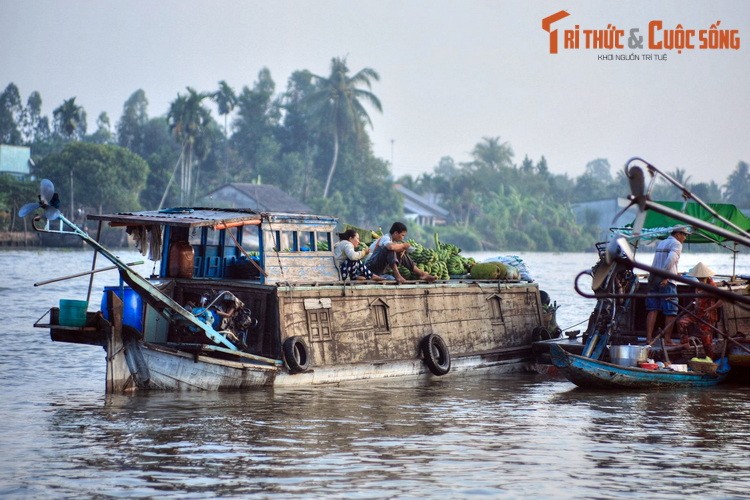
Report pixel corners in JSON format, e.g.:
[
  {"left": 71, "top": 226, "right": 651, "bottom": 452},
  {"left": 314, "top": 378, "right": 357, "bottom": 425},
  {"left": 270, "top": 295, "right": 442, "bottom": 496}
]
[{"left": 101, "top": 286, "right": 144, "bottom": 331}]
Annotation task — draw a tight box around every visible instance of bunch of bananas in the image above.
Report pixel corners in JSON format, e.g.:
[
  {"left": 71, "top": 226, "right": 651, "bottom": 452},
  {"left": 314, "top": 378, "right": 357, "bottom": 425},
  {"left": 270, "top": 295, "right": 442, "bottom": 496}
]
[{"left": 404, "top": 233, "right": 475, "bottom": 280}]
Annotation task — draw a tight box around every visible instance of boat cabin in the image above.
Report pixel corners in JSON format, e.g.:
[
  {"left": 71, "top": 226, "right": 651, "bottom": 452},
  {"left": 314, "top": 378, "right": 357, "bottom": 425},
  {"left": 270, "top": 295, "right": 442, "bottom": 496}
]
[{"left": 89, "top": 208, "right": 341, "bottom": 285}]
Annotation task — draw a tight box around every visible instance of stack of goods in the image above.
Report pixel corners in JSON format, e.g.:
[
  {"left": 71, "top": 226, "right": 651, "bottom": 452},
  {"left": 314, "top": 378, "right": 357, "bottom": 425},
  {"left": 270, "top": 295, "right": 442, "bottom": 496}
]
[{"left": 398, "top": 233, "right": 475, "bottom": 280}]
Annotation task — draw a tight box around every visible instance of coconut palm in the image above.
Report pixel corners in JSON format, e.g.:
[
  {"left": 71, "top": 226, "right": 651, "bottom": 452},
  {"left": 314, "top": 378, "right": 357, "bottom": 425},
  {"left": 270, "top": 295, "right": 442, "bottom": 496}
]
[
  {"left": 213, "top": 80, "right": 237, "bottom": 138},
  {"left": 53, "top": 97, "right": 86, "bottom": 140},
  {"left": 724, "top": 161, "right": 750, "bottom": 207},
  {"left": 167, "top": 88, "right": 212, "bottom": 204},
  {"left": 306, "top": 57, "right": 382, "bottom": 198},
  {"left": 470, "top": 136, "right": 514, "bottom": 171}
]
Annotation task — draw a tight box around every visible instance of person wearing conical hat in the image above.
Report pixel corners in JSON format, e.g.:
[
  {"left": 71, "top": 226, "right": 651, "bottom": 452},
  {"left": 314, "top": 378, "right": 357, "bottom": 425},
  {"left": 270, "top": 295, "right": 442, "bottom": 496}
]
[
  {"left": 677, "top": 262, "right": 722, "bottom": 359},
  {"left": 646, "top": 226, "right": 691, "bottom": 344}
]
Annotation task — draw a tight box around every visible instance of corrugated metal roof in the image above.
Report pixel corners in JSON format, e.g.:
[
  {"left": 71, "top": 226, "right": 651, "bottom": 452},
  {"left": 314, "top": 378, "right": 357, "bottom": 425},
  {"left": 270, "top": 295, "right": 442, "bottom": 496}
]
[{"left": 88, "top": 208, "right": 335, "bottom": 227}]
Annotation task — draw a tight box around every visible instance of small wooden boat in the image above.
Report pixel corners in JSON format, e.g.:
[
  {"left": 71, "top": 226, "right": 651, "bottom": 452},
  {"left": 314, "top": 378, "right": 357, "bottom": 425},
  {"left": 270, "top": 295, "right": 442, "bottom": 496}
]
[{"left": 549, "top": 344, "right": 728, "bottom": 389}]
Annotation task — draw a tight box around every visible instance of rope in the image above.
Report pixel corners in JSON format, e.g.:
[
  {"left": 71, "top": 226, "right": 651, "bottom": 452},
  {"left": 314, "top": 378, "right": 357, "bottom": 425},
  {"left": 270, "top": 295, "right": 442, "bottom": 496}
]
[
  {"left": 224, "top": 225, "right": 267, "bottom": 277},
  {"left": 261, "top": 212, "right": 285, "bottom": 280},
  {"left": 560, "top": 317, "right": 590, "bottom": 331}
]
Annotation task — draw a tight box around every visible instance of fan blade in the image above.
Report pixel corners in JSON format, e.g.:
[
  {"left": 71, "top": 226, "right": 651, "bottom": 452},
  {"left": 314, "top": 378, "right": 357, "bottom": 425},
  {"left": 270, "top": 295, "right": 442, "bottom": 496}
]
[
  {"left": 628, "top": 166, "right": 645, "bottom": 198},
  {"left": 591, "top": 261, "right": 614, "bottom": 290},
  {"left": 45, "top": 208, "right": 61, "bottom": 221},
  {"left": 19, "top": 202, "right": 39, "bottom": 217},
  {"left": 631, "top": 210, "right": 647, "bottom": 236},
  {"left": 40, "top": 179, "right": 55, "bottom": 204}
]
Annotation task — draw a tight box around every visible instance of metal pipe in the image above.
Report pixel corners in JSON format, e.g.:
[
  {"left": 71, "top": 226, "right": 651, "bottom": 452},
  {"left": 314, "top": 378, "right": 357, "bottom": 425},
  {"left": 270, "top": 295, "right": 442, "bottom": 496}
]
[{"left": 34, "top": 261, "right": 144, "bottom": 286}]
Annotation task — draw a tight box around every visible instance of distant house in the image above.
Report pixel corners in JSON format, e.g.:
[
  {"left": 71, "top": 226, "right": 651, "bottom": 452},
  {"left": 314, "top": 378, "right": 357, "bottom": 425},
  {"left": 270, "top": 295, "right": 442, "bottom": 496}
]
[
  {"left": 197, "top": 183, "right": 312, "bottom": 213},
  {"left": 394, "top": 184, "right": 449, "bottom": 226},
  {"left": 570, "top": 198, "right": 638, "bottom": 241},
  {"left": 0, "top": 145, "right": 31, "bottom": 180}
]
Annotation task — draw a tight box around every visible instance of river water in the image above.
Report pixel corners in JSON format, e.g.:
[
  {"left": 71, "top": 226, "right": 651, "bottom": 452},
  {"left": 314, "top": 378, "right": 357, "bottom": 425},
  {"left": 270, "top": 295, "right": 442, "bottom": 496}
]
[{"left": 1, "top": 248, "right": 749, "bottom": 498}]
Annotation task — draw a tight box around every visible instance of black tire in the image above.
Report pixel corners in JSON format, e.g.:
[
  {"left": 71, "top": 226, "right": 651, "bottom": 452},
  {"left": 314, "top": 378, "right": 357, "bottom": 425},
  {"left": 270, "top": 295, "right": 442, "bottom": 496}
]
[
  {"left": 421, "top": 334, "right": 451, "bottom": 376},
  {"left": 540, "top": 290, "right": 551, "bottom": 306},
  {"left": 283, "top": 336, "right": 310, "bottom": 374}
]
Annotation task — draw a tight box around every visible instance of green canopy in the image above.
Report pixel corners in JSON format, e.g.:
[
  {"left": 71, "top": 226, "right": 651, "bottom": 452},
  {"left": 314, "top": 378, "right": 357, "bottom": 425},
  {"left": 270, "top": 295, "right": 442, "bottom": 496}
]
[{"left": 636, "top": 201, "right": 750, "bottom": 244}]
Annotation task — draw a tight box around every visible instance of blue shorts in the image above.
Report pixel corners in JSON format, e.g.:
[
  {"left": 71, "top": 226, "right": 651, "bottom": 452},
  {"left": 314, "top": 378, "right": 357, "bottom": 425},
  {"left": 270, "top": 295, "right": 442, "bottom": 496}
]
[{"left": 646, "top": 282, "right": 678, "bottom": 315}]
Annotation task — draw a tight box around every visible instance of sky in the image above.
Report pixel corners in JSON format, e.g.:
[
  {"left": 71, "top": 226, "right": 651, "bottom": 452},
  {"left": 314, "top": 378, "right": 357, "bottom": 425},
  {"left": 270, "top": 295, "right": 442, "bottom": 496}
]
[{"left": 2, "top": 0, "right": 749, "bottom": 187}]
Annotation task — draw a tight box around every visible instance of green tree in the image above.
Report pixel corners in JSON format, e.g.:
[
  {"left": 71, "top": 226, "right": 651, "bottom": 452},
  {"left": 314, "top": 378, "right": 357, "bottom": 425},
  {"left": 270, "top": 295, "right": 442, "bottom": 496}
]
[
  {"left": 0, "top": 174, "right": 37, "bottom": 231},
  {"left": 35, "top": 142, "right": 148, "bottom": 214},
  {"left": 117, "top": 89, "right": 149, "bottom": 155},
  {"left": 139, "top": 117, "right": 181, "bottom": 209},
  {"left": 232, "top": 69, "right": 280, "bottom": 183},
  {"left": 584, "top": 158, "right": 612, "bottom": 181},
  {"left": 0, "top": 83, "right": 23, "bottom": 145},
  {"left": 167, "top": 88, "right": 213, "bottom": 204},
  {"left": 691, "top": 181, "right": 722, "bottom": 203},
  {"left": 470, "top": 136, "right": 514, "bottom": 172},
  {"left": 21, "top": 91, "right": 49, "bottom": 143},
  {"left": 52, "top": 97, "right": 87, "bottom": 140},
  {"left": 87, "top": 112, "right": 114, "bottom": 144},
  {"left": 213, "top": 80, "right": 237, "bottom": 138},
  {"left": 724, "top": 161, "right": 750, "bottom": 207},
  {"left": 305, "top": 57, "right": 382, "bottom": 198}
]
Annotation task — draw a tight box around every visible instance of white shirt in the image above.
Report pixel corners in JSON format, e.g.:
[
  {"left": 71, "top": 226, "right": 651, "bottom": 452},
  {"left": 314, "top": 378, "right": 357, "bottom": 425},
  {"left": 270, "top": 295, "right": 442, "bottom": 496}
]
[
  {"left": 333, "top": 240, "right": 367, "bottom": 269},
  {"left": 651, "top": 235, "right": 682, "bottom": 283}
]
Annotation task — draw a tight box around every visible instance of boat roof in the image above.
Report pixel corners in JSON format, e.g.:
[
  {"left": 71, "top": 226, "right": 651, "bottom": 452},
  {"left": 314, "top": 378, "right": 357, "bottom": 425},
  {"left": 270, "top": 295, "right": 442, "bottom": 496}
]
[
  {"left": 634, "top": 201, "right": 750, "bottom": 244},
  {"left": 88, "top": 208, "right": 337, "bottom": 228}
]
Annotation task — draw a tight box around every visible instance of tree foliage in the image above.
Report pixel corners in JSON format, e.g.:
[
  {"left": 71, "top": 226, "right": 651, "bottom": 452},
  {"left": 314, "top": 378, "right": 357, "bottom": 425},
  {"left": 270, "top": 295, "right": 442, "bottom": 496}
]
[
  {"left": 1, "top": 75, "right": 747, "bottom": 252},
  {"left": 34, "top": 142, "right": 148, "bottom": 214}
]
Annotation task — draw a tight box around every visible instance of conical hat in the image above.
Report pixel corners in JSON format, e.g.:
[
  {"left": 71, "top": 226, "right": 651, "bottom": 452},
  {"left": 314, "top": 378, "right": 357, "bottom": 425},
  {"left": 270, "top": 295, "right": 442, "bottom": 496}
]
[{"left": 688, "top": 262, "right": 716, "bottom": 278}]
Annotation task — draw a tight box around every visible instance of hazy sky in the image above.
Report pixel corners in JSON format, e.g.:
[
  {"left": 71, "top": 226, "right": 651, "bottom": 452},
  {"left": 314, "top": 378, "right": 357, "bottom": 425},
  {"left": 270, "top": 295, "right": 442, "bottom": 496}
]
[{"left": 2, "top": 0, "right": 749, "bottom": 186}]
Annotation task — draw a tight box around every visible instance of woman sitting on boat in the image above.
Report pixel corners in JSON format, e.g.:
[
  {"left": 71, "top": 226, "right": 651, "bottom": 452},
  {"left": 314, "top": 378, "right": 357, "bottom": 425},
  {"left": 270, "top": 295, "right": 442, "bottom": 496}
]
[
  {"left": 333, "top": 229, "right": 382, "bottom": 281},
  {"left": 677, "top": 262, "right": 723, "bottom": 358}
]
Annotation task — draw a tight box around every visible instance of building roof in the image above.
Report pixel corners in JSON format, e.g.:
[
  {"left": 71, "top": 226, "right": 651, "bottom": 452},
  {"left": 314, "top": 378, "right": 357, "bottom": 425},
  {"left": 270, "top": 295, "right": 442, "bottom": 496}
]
[
  {"left": 198, "top": 183, "right": 312, "bottom": 214},
  {"left": 394, "top": 184, "right": 449, "bottom": 218}
]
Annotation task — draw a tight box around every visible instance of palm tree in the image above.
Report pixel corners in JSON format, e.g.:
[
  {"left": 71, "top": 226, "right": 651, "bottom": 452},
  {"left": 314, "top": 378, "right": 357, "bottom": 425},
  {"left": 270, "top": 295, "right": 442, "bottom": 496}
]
[
  {"left": 724, "top": 161, "right": 750, "bottom": 207},
  {"left": 668, "top": 167, "right": 691, "bottom": 187},
  {"left": 53, "top": 97, "right": 86, "bottom": 140},
  {"left": 306, "top": 57, "right": 382, "bottom": 198},
  {"left": 167, "top": 88, "right": 212, "bottom": 204},
  {"left": 213, "top": 80, "right": 237, "bottom": 138},
  {"left": 471, "top": 136, "right": 514, "bottom": 171},
  {"left": 212, "top": 81, "right": 237, "bottom": 183}
]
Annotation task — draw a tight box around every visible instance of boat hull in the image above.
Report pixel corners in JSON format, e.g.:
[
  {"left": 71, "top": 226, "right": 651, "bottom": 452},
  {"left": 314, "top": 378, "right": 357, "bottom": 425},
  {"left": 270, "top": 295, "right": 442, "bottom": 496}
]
[
  {"left": 549, "top": 344, "right": 727, "bottom": 389},
  {"left": 127, "top": 341, "right": 531, "bottom": 391}
]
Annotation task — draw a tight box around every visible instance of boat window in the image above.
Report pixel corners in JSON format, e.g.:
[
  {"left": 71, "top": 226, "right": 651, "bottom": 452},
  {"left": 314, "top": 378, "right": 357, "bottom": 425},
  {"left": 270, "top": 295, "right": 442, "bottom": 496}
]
[
  {"left": 315, "top": 231, "right": 332, "bottom": 251},
  {"left": 300, "top": 231, "right": 314, "bottom": 252},
  {"left": 241, "top": 225, "right": 260, "bottom": 251},
  {"left": 277, "top": 231, "right": 296, "bottom": 251},
  {"left": 205, "top": 228, "right": 221, "bottom": 246},
  {"left": 188, "top": 227, "right": 203, "bottom": 245},
  {"left": 263, "top": 230, "right": 281, "bottom": 252}
]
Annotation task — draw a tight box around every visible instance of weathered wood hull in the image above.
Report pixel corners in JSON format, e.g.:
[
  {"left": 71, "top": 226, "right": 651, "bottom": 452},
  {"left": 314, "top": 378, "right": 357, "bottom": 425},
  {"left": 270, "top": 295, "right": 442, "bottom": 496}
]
[
  {"left": 549, "top": 344, "right": 727, "bottom": 389},
  {"left": 126, "top": 341, "right": 532, "bottom": 391},
  {"left": 45, "top": 279, "right": 546, "bottom": 392}
]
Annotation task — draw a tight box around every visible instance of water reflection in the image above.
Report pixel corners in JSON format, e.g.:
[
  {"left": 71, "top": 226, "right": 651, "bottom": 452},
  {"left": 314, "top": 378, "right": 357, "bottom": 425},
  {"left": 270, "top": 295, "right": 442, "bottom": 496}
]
[{"left": 5, "top": 250, "right": 750, "bottom": 497}]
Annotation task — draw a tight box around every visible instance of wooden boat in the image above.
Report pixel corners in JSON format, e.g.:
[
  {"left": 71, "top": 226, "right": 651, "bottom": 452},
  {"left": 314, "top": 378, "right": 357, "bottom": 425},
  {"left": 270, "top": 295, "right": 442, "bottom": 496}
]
[
  {"left": 549, "top": 344, "right": 728, "bottom": 389},
  {"left": 25, "top": 187, "right": 554, "bottom": 393},
  {"left": 537, "top": 158, "right": 750, "bottom": 385}
]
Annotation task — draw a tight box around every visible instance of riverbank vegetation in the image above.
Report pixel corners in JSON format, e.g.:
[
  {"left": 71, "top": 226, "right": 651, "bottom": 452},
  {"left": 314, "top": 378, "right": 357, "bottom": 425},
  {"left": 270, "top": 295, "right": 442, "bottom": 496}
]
[{"left": 1, "top": 60, "right": 748, "bottom": 250}]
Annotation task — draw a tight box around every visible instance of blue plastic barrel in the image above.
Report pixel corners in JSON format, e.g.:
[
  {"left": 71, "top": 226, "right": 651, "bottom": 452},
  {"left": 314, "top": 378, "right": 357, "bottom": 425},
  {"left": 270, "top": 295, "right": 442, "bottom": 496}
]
[{"left": 101, "top": 286, "right": 144, "bottom": 331}]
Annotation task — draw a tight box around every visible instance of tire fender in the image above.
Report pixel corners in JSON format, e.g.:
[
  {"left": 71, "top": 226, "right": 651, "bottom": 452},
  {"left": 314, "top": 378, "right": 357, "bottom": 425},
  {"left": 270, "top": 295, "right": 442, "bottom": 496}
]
[
  {"left": 421, "top": 333, "right": 451, "bottom": 376},
  {"left": 283, "top": 336, "right": 310, "bottom": 374}
]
